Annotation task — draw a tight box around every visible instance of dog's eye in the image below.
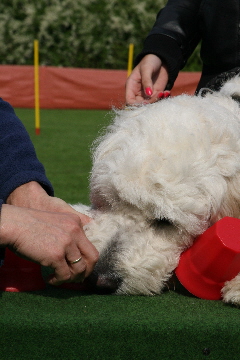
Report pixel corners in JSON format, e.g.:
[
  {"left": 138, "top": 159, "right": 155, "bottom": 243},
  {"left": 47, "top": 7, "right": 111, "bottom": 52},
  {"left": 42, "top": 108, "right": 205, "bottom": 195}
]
[{"left": 231, "top": 93, "right": 240, "bottom": 104}]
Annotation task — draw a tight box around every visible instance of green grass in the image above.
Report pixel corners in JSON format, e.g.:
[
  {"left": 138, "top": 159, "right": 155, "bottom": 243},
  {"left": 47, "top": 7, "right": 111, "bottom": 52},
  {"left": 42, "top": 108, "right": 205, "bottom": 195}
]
[{"left": 14, "top": 108, "right": 112, "bottom": 204}]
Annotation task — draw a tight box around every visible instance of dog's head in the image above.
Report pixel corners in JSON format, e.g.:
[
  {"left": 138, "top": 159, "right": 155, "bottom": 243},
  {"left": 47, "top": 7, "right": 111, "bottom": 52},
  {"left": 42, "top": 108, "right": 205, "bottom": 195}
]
[
  {"left": 84, "top": 210, "right": 187, "bottom": 295},
  {"left": 86, "top": 77, "right": 240, "bottom": 295},
  {"left": 90, "top": 97, "right": 240, "bottom": 237}
]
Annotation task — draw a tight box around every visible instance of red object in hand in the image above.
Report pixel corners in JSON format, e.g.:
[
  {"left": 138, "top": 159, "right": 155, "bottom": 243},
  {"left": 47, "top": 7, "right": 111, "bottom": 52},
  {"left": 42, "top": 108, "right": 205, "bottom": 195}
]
[
  {"left": 0, "top": 248, "right": 46, "bottom": 292},
  {"left": 175, "top": 217, "right": 240, "bottom": 300}
]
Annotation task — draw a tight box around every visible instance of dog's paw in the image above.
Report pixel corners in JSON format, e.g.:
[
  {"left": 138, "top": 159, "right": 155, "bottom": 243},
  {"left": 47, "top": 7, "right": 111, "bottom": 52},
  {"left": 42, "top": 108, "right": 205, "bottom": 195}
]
[{"left": 222, "top": 273, "right": 240, "bottom": 306}]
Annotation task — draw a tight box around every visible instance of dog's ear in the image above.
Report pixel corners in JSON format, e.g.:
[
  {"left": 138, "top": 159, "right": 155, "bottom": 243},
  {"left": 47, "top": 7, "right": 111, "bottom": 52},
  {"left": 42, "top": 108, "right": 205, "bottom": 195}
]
[
  {"left": 218, "top": 73, "right": 240, "bottom": 99},
  {"left": 201, "top": 67, "right": 240, "bottom": 95}
]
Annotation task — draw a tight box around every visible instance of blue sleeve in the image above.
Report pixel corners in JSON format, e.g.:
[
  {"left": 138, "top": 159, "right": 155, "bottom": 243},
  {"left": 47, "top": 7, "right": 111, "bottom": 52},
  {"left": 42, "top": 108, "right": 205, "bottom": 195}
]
[{"left": 0, "top": 98, "right": 54, "bottom": 202}]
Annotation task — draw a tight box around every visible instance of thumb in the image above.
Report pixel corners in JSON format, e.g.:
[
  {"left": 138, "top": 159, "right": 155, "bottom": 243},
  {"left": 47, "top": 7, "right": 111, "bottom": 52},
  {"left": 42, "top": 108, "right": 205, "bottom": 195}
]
[{"left": 78, "top": 213, "right": 92, "bottom": 226}]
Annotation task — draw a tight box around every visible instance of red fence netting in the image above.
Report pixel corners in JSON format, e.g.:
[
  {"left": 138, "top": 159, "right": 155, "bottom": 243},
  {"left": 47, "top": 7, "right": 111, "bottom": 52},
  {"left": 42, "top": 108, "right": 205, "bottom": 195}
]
[{"left": 0, "top": 65, "right": 201, "bottom": 109}]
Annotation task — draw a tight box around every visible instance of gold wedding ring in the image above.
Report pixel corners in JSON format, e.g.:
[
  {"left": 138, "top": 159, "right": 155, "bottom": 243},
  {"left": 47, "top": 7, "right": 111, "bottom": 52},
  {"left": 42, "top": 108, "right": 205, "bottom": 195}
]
[{"left": 69, "top": 256, "right": 82, "bottom": 264}]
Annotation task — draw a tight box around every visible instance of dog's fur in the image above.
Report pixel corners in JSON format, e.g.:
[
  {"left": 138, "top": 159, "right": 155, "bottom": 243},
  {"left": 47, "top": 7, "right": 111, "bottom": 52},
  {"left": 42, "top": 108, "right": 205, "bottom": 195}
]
[{"left": 73, "top": 74, "right": 240, "bottom": 305}]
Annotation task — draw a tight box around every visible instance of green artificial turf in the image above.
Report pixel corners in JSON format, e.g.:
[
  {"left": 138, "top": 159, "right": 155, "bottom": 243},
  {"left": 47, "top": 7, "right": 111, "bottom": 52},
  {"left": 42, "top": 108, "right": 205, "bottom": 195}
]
[
  {"left": 5, "top": 108, "right": 240, "bottom": 360},
  {"left": 1, "top": 287, "right": 240, "bottom": 360},
  {"left": 15, "top": 108, "right": 112, "bottom": 204}
]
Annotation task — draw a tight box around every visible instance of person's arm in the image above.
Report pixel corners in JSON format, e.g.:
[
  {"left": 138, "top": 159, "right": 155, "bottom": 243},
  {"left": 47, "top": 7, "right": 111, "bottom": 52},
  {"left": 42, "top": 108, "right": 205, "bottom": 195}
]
[
  {"left": 126, "top": 0, "right": 202, "bottom": 105},
  {"left": 4, "top": 182, "right": 99, "bottom": 285},
  {"left": 0, "top": 99, "right": 99, "bottom": 283},
  {"left": 0, "top": 98, "right": 54, "bottom": 201},
  {"left": 136, "top": 0, "right": 202, "bottom": 87}
]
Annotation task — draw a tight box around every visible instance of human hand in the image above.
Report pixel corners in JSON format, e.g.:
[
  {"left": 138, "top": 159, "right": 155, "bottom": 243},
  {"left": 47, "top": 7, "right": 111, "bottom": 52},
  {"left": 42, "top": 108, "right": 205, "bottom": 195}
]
[
  {"left": 125, "top": 54, "right": 170, "bottom": 105},
  {"left": 7, "top": 181, "right": 90, "bottom": 222},
  {"left": 0, "top": 203, "right": 98, "bottom": 285},
  {"left": 5, "top": 181, "right": 99, "bottom": 284}
]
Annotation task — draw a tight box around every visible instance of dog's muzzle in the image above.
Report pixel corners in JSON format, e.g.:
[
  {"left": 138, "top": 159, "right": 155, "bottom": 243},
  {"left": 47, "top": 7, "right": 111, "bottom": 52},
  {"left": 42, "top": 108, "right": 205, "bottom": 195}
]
[{"left": 86, "top": 270, "right": 122, "bottom": 294}]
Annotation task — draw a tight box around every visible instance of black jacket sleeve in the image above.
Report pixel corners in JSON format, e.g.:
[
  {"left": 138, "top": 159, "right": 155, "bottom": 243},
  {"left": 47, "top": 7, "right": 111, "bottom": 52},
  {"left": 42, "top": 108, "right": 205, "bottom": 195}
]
[
  {"left": 0, "top": 98, "right": 54, "bottom": 202},
  {"left": 135, "top": 0, "right": 202, "bottom": 88}
]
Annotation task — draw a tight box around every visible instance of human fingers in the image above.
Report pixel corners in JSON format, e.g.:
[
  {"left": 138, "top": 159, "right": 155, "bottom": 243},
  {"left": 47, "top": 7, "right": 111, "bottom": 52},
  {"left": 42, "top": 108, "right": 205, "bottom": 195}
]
[
  {"left": 0, "top": 205, "right": 98, "bottom": 283},
  {"left": 141, "top": 57, "right": 169, "bottom": 104},
  {"left": 46, "top": 225, "right": 94, "bottom": 285},
  {"left": 140, "top": 54, "right": 162, "bottom": 97},
  {"left": 7, "top": 182, "right": 92, "bottom": 227},
  {"left": 39, "top": 196, "right": 93, "bottom": 225},
  {"left": 75, "top": 228, "right": 99, "bottom": 278},
  {"left": 46, "top": 240, "right": 89, "bottom": 286},
  {"left": 127, "top": 55, "right": 168, "bottom": 105},
  {"left": 125, "top": 66, "right": 148, "bottom": 105},
  {"left": 62, "top": 205, "right": 92, "bottom": 225},
  {"left": 36, "top": 197, "right": 94, "bottom": 270},
  {"left": 55, "top": 212, "right": 98, "bottom": 279},
  {"left": 126, "top": 56, "right": 161, "bottom": 105},
  {"left": 52, "top": 212, "right": 98, "bottom": 280},
  {"left": 151, "top": 64, "right": 169, "bottom": 102},
  {"left": 79, "top": 213, "right": 92, "bottom": 225},
  {"left": 47, "top": 259, "right": 72, "bottom": 286}
]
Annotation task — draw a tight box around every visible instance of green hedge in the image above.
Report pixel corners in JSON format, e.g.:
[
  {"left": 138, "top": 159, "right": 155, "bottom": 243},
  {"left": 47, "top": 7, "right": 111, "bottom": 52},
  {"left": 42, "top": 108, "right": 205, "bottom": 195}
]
[{"left": 0, "top": 0, "right": 201, "bottom": 71}]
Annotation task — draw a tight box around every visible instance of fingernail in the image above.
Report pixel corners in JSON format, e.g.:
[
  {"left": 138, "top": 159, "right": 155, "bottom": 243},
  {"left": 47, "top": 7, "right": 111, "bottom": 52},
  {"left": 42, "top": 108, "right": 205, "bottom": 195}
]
[
  {"left": 163, "top": 91, "right": 171, "bottom": 98},
  {"left": 158, "top": 92, "right": 164, "bottom": 99},
  {"left": 145, "top": 87, "right": 153, "bottom": 96}
]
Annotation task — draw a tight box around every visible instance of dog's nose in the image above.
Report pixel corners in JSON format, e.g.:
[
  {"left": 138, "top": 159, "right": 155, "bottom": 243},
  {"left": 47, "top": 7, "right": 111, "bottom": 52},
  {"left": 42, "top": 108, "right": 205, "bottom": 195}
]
[
  {"left": 87, "top": 271, "right": 122, "bottom": 294},
  {"left": 96, "top": 274, "right": 122, "bottom": 291}
]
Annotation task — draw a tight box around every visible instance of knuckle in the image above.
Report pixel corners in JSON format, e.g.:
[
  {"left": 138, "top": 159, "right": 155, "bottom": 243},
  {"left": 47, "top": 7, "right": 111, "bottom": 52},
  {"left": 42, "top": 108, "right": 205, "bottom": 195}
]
[
  {"left": 72, "top": 223, "right": 82, "bottom": 236},
  {"left": 79, "top": 264, "right": 87, "bottom": 274},
  {"left": 57, "top": 229, "right": 75, "bottom": 248},
  {"left": 52, "top": 249, "right": 65, "bottom": 263},
  {"left": 42, "top": 249, "right": 65, "bottom": 266},
  {"left": 78, "top": 259, "right": 87, "bottom": 271},
  {"left": 61, "top": 213, "right": 80, "bottom": 229},
  {"left": 60, "top": 273, "right": 71, "bottom": 282},
  {"left": 91, "top": 249, "right": 99, "bottom": 264},
  {"left": 67, "top": 218, "right": 82, "bottom": 236},
  {"left": 63, "top": 235, "right": 73, "bottom": 248}
]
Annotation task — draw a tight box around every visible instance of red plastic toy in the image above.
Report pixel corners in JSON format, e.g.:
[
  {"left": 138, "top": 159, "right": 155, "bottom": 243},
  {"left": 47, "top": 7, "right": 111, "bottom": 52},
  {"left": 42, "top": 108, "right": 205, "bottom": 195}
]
[
  {"left": 175, "top": 217, "right": 240, "bottom": 300},
  {"left": 0, "top": 248, "right": 46, "bottom": 292}
]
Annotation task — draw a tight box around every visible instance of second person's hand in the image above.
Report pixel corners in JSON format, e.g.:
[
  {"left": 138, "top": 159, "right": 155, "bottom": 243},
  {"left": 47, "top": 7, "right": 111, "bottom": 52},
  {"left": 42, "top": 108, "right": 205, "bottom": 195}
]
[{"left": 125, "top": 54, "right": 169, "bottom": 105}]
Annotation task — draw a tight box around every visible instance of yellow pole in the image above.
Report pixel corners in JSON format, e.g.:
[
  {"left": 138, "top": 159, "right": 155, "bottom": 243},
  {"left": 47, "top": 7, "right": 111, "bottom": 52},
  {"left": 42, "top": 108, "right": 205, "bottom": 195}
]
[
  {"left": 34, "top": 40, "right": 40, "bottom": 135},
  {"left": 127, "top": 43, "right": 134, "bottom": 77}
]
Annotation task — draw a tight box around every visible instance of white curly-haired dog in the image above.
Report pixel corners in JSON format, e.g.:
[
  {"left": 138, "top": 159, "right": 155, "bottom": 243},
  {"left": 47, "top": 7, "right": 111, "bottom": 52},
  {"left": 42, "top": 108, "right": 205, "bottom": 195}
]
[{"left": 73, "top": 70, "right": 240, "bottom": 305}]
